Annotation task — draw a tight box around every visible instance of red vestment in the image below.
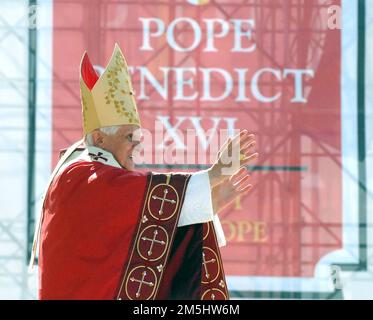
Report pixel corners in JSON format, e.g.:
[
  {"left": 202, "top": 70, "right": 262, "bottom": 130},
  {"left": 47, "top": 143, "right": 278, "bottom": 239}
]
[{"left": 39, "top": 159, "right": 228, "bottom": 300}]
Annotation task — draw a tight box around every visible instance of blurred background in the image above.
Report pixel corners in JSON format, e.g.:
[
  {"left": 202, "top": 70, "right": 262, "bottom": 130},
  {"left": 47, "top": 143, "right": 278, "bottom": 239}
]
[{"left": 0, "top": 0, "right": 373, "bottom": 299}]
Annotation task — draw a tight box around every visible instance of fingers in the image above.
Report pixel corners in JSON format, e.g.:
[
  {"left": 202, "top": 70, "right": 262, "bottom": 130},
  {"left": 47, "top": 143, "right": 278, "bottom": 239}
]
[
  {"left": 239, "top": 131, "right": 258, "bottom": 166},
  {"left": 230, "top": 167, "right": 249, "bottom": 184},
  {"left": 238, "top": 183, "right": 253, "bottom": 196},
  {"left": 213, "top": 167, "right": 254, "bottom": 212},
  {"left": 241, "top": 140, "right": 256, "bottom": 151},
  {"left": 234, "top": 132, "right": 256, "bottom": 155},
  {"left": 230, "top": 130, "right": 249, "bottom": 147},
  {"left": 232, "top": 132, "right": 253, "bottom": 150},
  {"left": 239, "top": 134, "right": 255, "bottom": 149},
  {"left": 234, "top": 173, "right": 253, "bottom": 197},
  {"left": 240, "top": 142, "right": 257, "bottom": 161},
  {"left": 218, "top": 130, "right": 258, "bottom": 172},
  {"left": 233, "top": 174, "right": 252, "bottom": 191},
  {"left": 240, "top": 152, "right": 259, "bottom": 166},
  {"left": 220, "top": 130, "right": 255, "bottom": 152},
  {"left": 230, "top": 167, "right": 252, "bottom": 192}
]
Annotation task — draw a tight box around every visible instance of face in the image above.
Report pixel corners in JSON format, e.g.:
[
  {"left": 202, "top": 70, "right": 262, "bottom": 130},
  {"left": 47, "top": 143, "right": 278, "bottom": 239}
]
[{"left": 92, "top": 125, "right": 141, "bottom": 170}]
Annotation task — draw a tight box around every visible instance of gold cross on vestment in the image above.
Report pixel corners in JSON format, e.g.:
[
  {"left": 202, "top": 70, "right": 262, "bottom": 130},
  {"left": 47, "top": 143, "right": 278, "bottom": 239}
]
[
  {"left": 202, "top": 252, "right": 216, "bottom": 279},
  {"left": 141, "top": 229, "right": 166, "bottom": 256},
  {"left": 151, "top": 188, "right": 176, "bottom": 215},
  {"left": 129, "top": 271, "right": 154, "bottom": 298}
]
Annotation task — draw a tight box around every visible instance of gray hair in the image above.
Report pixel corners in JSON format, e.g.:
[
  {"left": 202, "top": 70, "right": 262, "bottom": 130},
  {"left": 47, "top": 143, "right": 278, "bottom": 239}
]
[{"left": 85, "top": 125, "right": 121, "bottom": 146}]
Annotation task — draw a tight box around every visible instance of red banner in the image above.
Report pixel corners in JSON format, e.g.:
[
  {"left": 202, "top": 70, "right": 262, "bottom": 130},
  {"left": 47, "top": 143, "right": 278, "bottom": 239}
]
[{"left": 52, "top": 0, "right": 342, "bottom": 278}]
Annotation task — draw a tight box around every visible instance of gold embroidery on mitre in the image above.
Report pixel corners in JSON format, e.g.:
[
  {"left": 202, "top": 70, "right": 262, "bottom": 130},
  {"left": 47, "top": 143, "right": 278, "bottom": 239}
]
[{"left": 80, "top": 43, "right": 141, "bottom": 134}]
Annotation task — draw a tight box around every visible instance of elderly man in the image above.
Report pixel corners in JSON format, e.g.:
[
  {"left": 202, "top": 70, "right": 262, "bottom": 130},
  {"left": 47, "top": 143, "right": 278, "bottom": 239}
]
[{"left": 30, "top": 44, "right": 258, "bottom": 300}]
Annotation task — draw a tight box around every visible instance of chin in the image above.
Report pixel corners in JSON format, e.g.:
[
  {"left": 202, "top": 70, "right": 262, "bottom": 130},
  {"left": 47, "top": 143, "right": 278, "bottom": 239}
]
[
  {"left": 123, "top": 160, "right": 135, "bottom": 171},
  {"left": 116, "top": 156, "right": 134, "bottom": 170}
]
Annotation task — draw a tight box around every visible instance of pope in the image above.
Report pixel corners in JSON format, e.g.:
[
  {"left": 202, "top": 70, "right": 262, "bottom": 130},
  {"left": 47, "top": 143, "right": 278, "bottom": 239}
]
[{"left": 30, "top": 43, "right": 258, "bottom": 300}]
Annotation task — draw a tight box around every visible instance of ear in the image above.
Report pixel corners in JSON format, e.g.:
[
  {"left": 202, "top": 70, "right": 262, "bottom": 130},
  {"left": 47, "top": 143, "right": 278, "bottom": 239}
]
[{"left": 91, "top": 130, "right": 104, "bottom": 147}]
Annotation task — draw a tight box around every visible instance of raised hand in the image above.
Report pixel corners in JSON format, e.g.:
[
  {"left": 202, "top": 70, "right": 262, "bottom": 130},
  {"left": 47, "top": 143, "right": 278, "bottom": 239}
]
[
  {"left": 212, "top": 167, "right": 253, "bottom": 214},
  {"left": 208, "top": 130, "right": 259, "bottom": 188}
]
